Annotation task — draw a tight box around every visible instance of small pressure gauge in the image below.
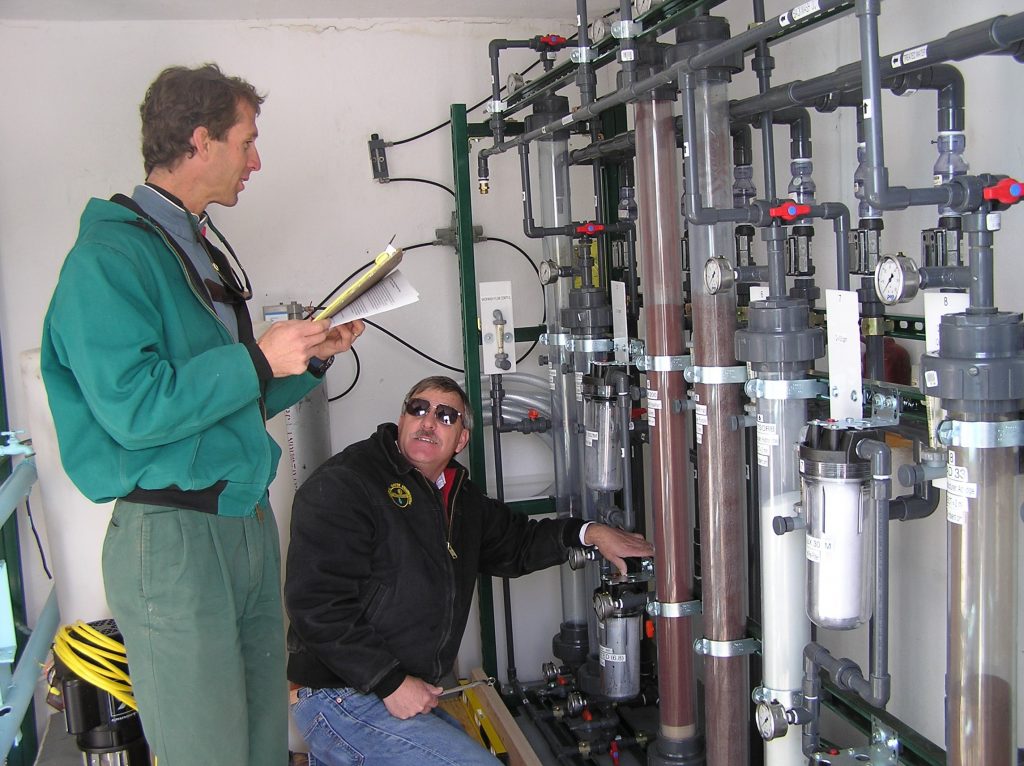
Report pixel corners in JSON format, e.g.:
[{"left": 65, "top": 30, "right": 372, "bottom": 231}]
[
  {"left": 506, "top": 72, "right": 525, "bottom": 95},
  {"left": 755, "top": 701, "right": 788, "bottom": 742},
  {"left": 590, "top": 18, "right": 608, "bottom": 41},
  {"left": 703, "top": 257, "right": 735, "bottom": 295},
  {"left": 873, "top": 253, "right": 920, "bottom": 305},
  {"left": 539, "top": 259, "right": 559, "bottom": 286}
]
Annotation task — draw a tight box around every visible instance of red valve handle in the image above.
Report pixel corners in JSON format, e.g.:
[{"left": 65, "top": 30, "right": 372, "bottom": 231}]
[
  {"left": 539, "top": 34, "right": 567, "bottom": 46},
  {"left": 527, "top": 409, "right": 540, "bottom": 420},
  {"left": 576, "top": 222, "right": 605, "bottom": 235},
  {"left": 983, "top": 177, "right": 1023, "bottom": 205},
  {"left": 769, "top": 201, "right": 812, "bottom": 221}
]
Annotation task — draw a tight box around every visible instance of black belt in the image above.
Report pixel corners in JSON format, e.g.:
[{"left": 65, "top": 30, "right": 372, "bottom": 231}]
[{"left": 123, "top": 481, "right": 226, "bottom": 514}]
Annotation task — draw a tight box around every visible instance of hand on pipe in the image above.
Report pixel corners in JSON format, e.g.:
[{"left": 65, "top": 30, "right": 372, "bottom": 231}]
[{"left": 584, "top": 524, "right": 655, "bottom": 575}]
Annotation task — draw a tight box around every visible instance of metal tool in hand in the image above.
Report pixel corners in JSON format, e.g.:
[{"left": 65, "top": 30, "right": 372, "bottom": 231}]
[{"left": 438, "top": 677, "right": 496, "bottom": 699}]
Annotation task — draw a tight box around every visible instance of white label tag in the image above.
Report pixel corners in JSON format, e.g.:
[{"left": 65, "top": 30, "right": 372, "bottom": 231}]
[
  {"left": 792, "top": 1, "right": 820, "bottom": 21},
  {"left": 947, "top": 494, "right": 968, "bottom": 525}
]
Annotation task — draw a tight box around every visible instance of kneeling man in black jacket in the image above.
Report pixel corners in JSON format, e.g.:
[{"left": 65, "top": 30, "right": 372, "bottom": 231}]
[{"left": 285, "top": 375, "right": 653, "bottom": 766}]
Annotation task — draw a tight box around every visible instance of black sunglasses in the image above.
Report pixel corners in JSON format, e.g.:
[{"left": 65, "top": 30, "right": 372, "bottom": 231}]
[{"left": 404, "top": 397, "right": 463, "bottom": 427}]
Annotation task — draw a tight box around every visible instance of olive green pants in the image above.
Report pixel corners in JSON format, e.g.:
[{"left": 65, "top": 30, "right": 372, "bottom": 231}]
[{"left": 102, "top": 500, "right": 287, "bottom": 766}]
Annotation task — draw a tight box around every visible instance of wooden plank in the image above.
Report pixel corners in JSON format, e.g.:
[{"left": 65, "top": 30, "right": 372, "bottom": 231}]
[{"left": 469, "top": 668, "right": 543, "bottom": 766}]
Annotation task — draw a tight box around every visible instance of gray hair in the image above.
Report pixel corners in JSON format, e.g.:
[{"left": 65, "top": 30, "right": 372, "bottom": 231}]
[{"left": 402, "top": 376, "right": 474, "bottom": 431}]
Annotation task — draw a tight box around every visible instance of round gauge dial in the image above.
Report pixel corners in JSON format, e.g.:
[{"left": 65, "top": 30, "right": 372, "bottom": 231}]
[
  {"left": 703, "top": 257, "right": 734, "bottom": 295},
  {"left": 874, "top": 253, "right": 920, "bottom": 305},
  {"left": 539, "top": 260, "right": 557, "bottom": 285},
  {"left": 754, "top": 701, "right": 787, "bottom": 741}
]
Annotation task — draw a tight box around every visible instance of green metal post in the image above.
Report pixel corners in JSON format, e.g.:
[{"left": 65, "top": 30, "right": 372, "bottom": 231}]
[{"left": 450, "top": 104, "right": 498, "bottom": 679}]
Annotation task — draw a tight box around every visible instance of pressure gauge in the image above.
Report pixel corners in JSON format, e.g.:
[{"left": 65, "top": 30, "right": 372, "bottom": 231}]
[
  {"left": 634, "top": 0, "right": 653, "bottom": 14},
  {"left": 590, "top": 18, "right": 608, "bottom": 41},
  {"left": 755, "top": 701, "right": 788, "bottom": 742},
  {"left": 703, "top": 257, "right": 735, "bottom": 295},
  {"left": 539, "top": 259, "right": 558, "bottom": 285},
  {"left": 506, "top": 72, "right": 525, "bottom": 95},
  {"left": 873, "top": 253, "right": 920, "bottom": 305}
]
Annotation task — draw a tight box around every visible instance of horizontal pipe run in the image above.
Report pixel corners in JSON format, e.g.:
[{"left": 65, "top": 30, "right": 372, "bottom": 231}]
[
  {"left": 480, "top": 0, "right": 851, "bottom": 160},
  {"left": 0, "top": 459, "right": 36, "bottom": 529},
  {"left": 731, "top": 13, "right": 1024, "bottom": 122}
]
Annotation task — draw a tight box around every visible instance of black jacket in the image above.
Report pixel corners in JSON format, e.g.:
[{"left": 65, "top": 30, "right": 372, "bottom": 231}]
[{"left": 285, "top": 423, "right": 585, "bottom": 698}]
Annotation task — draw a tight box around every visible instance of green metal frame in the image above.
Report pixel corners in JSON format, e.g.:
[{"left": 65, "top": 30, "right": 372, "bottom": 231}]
[{"left": 0, "top": 334, "right": 38, "bottom": 766}]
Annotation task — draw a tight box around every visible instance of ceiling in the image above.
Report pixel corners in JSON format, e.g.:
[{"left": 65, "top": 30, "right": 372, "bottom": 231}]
[{"left": 0, "top": 0, "right": 593, "bottom": 21}]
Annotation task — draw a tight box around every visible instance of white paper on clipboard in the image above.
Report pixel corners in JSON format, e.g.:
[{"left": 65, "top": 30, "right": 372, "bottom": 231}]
[{"left": 328, "top": 270, "right": 419, "bottom": 324}]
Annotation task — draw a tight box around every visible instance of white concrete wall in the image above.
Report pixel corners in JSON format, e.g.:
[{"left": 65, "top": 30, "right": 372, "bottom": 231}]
[{"left": 1, "top": 0, "right": 1022, "bottom": 756}]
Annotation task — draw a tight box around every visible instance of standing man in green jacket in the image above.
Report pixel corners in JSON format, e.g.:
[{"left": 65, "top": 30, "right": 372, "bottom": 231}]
[{"left": 41, "top": 63, "right": 362, "bottom": 766}]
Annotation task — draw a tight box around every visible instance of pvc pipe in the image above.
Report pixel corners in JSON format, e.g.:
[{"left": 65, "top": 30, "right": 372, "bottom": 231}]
[
  {"left": 0, "top": 587, "right": 59, "bottom": 761},
  {"left": 480, "top": 0, "right": 851, "bottom": 161},
  {"left": 0, "top": 460, "right": 36, "bottom": 529},
  {"left": 534, "top": 121, "right": 590, "bottom": 632},
  {"left": 730, "top": 12, "right": 1024, "bottom": 122}
]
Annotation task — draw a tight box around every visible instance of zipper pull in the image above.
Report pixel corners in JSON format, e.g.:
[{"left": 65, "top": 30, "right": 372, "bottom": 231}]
[{"left": 447, "top": 542, "right": 458, "bottom": 560}]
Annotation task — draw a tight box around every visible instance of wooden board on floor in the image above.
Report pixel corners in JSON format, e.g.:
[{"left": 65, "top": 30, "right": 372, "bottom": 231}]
[{"left": 469, "top": 668, "right": 543, "bottom": 766}]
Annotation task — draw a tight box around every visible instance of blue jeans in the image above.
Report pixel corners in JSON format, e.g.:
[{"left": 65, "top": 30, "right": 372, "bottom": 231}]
[{"left": 291, "top": 686, "right": 503, "bottom": 766}]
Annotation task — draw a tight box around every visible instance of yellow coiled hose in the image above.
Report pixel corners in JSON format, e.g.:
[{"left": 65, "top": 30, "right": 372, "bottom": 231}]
[{"left": 52, "top": 621, "right": 137, "bottom": 711}]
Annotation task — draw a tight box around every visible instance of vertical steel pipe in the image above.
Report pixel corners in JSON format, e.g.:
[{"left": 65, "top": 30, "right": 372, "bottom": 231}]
[{"left": 634, "top": 79, "right": 701, "bottom": 763}]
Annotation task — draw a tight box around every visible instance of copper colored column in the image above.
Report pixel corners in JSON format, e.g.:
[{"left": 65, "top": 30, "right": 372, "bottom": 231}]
[
  {"left": 680, "top": 17, "right": 750, "bottom": 766},
  {"left": 634, "top": 94, "right": 700, "bottom": 757}
]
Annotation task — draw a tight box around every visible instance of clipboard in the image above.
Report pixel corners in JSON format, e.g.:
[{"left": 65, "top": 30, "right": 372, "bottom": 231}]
[{"left": 313, "top": 241, "right": 404, "bottom": 322}]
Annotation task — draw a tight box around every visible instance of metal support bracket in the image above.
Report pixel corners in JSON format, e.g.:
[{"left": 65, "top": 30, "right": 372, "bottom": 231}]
[
  {"left": 745, "top": 378, "right": 826, "bottom": 401},
  {"left": 540, "top": 332, "right": 569, "bottom": 348},
  {"left": 484, "top": 99, "right": 507, "bottom": 116},
  {"left": 636, "top": 354, "right": 691, "bottom": 373},
  {"left": 685, "top": 365, "right": 748, "bottom": 385},
  {"left": 693, "top": 636, "right": 761, "bottom": 657},
  {"left": 566, "top": 337, "right": 614, "bottom": 353},
  {"left": 570, "top": 46, "right": 597, "bottom": 63},
  {"left": 937, "top": 419, "right": 1024, "bottom": 448},
  {"left": 611, "top": 20, "right": 642, "bottom": 39},
  {"left": 646, "top": 599, "right": 702, "bottom": 619}
]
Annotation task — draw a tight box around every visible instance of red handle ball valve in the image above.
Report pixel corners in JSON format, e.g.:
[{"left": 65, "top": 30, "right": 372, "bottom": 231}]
[
  {"left": 769, "top": 201, "right": 812, "bottom": 221},
  {"left": 983, "top": 178, "right": 1024, "bottom": 206}
]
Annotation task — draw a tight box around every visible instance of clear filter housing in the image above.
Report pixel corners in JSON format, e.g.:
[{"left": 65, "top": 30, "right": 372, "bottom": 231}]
[
  {"left": 800, "top": 424, "right": 876, "bottom": 630},
  {"left": 583, "top": 383, "right": 622, "bottom": 492}
]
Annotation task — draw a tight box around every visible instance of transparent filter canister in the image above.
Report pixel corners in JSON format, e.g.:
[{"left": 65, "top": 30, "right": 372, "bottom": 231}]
[
  {"left": 799, "top": 423, "right": 876, "bottom": 630},
  {"left": 582, "top": 377, "right": 623, "bottom": 492}
]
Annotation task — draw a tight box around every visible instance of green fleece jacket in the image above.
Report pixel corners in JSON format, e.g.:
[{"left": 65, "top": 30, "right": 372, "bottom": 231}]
[{"left": 41, "top": 196, "right": 319, "bottom": 517}]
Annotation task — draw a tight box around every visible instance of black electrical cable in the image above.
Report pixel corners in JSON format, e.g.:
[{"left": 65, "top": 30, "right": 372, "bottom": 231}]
[
  {"left": 327, "top": 346, "right": 361, "bottom": 402},
  {"left": 479, "top": 236, "right": 545, "bottom": 362},
  {"left": 364, "top": 319, "right": 464, "bottom": 373},
  {"left": 25, "top": 497, "right": 52, "bottom": 580},
  {"left": 385, "top": 177, "right": 456, "bottom": 197}
]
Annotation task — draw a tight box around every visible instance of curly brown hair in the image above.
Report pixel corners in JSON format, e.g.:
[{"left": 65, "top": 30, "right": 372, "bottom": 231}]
[{"left": 140, "top": 63, "right": 264, "bottom": 175}]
